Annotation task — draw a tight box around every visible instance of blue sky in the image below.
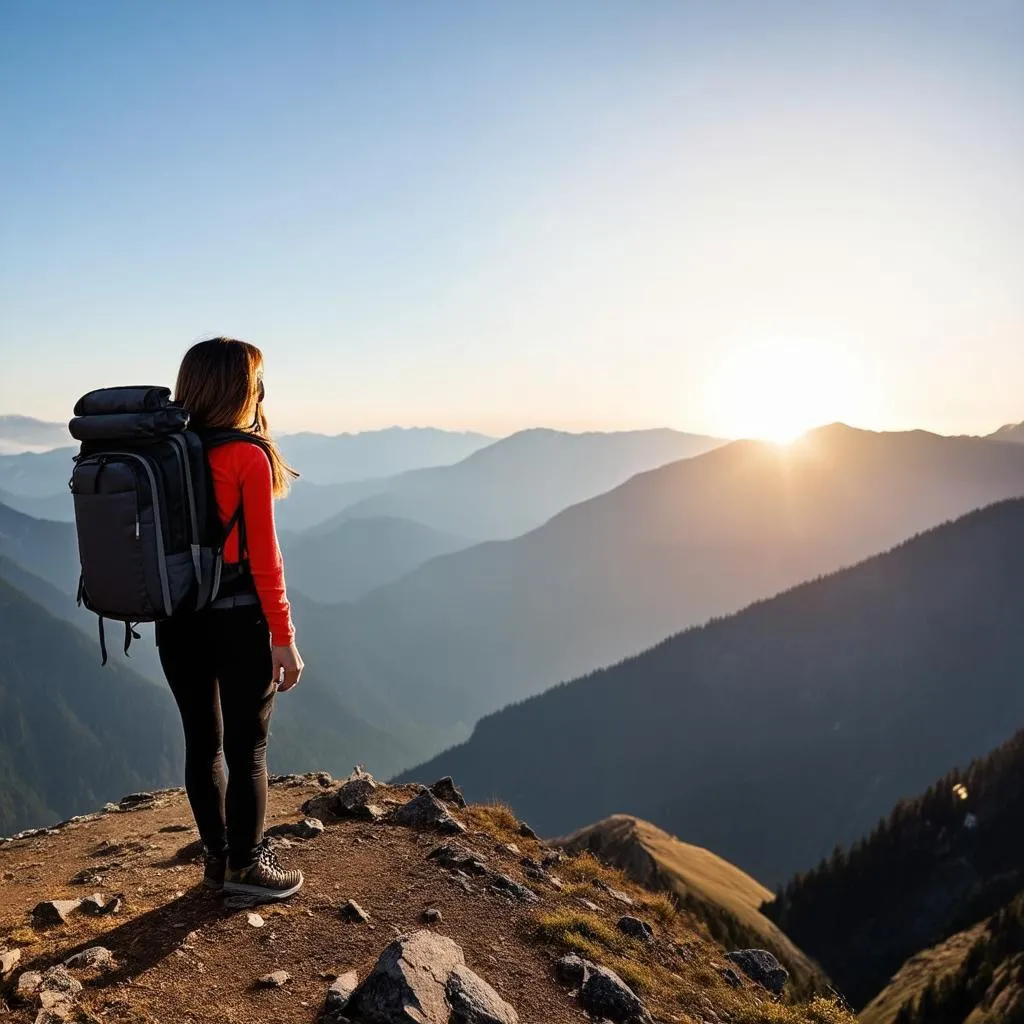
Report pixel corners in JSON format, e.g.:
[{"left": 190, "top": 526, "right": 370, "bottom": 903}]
[{"left": 1, "top": 1, "right": 1022, "bottom": 438}]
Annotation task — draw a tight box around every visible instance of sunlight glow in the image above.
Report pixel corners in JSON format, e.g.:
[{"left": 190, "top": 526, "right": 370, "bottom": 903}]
[{"left": 708, "top": 339, "right": 867, "bottom": 444}]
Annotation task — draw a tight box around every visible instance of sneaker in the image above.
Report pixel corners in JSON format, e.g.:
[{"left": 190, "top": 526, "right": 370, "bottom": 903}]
[
  {"left": 203, "top": 848, "right": 228, "bottom": 891},
  {"left": 223, "top": 841, "right": 304, "bottom": 902}
]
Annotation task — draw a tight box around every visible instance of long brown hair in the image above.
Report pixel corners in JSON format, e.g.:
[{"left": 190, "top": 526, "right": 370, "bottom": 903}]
[{"left": 174, "top": 337, "right": 298, "bottom": 497}]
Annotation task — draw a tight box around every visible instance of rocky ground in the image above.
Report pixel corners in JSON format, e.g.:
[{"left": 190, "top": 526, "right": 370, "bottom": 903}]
[{"left": 0, "top": 771, "right": 852, "bottom": 1024}]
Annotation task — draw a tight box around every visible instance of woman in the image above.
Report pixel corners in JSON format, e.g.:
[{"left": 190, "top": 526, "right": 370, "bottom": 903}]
[{"left": 159, "top": 337, "right": 306, "bottom": 902}]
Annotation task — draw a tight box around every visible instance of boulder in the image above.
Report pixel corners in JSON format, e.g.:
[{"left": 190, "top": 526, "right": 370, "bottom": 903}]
[
  {"left": 64, "top": 947, "right": 115, "bottom": 970},
  {"left": 15, "top": 971, "right": 43, "bottom": 1002},
  {"left": 40, "top": 966, "right": 82, "bottom": 994},
  {"left": 517, "top": 822, "right": 538, "bottom": 840},
  {"left": 488, "top": 874, "right": 539, "bottom": 903},
  {"left": 347, "top": 930, "right": 518, "bottom": 1024},
  {"left": 1, "top": 948, "right": 21, "bottom": 976},
  {"left": 580, "top": 963, "right": 651, "bottom": 1023},
  {"left": 554, "top": 954, "right": 588, "bottom": 988},
  {"left": 725, "top": 949, "right": 789, "bottom": 995},
  {"left": 393, "top": 791, "right": 466, "bottom": 834},
  {"left": 304, "top": 768, "right": 382, "bottom": 822},
  {"left": 617, "top": 917, "right": 654, "bottom": 943},
  {"left": 422, "top": 908, "right": 443, "bottom": 924},
  {"left": 31, "top": 900, "right": 81, "bottom": 927},
  {"left": 34, "top": 1009, "right": 73, "bottom": 1024},
  {"left": 80, "top": 893, "right": 121, "bottom": 916},
  {"left": 429, "top": 777, "right": 467, "bottom": 809},
  {"left": 325, "top": 969, "right": 359, "bottom": 1015},
  {"left": 446, "top": 963, "right": 519, "bottom": 1023},
  {"left": 427, "top": 844, "right": 489, "bottom": 876}
]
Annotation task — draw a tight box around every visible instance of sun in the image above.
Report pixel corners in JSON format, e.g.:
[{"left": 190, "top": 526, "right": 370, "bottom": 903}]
[{"left": 708, "top": 339, "right": 863, "bottom": 444}]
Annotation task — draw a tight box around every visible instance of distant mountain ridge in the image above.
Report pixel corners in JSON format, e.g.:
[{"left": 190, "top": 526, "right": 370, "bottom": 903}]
[
  {"left": 350, "top": 426, "right": 1024, "bottom": 752},
  {"left": 0, "top": 414, "right": 69, "bottom": 453},
  {"left": 313, "top": 427, "right": 726, "bottom": 539},
  {"left": 990, "top": 421, "right": 1024, "bottom": 443},
  {"left": 283, "top": 516, "right": 471, "bottom": 603},
  {"left": 277, "top": 426, "right": 494, "bottom": 485},
  {"left": 399, "top": 498, "right": 1024, "bottom": 889}
]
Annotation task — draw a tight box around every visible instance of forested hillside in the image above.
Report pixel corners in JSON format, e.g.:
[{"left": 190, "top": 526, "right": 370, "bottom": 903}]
[
  {"left": 765, "top": 729, "right": 1024, "bottom": 1008},
  {"left": 401, "top": 499, "right": 1024, "bottom": 887},
  {"left": 0, "top": 576, "right": 182, "bottom": 834}
]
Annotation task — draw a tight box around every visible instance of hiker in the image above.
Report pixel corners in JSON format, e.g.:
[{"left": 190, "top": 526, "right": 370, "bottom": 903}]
[{"left": 159, "top": 337, "right": 306, "bottom": 901}]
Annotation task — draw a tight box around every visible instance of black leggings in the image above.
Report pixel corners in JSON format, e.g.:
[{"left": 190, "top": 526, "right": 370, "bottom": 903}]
[{"left": 158, "top": 605, "right": 275, "bottom": 868}]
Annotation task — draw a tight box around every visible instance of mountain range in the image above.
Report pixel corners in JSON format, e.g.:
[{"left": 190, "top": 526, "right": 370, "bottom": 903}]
[
  {"left": 401, "top": 497, "right": 1024, "bottom": 888},
  {"left": 276, "top": 426, "right": 494, "bottom": 484},
  {"left": 0, "top": 414, "right": 70, "bottom": 453},
  {"left": 346, "top": 426, "right": 1024, "bottom": 752},
  {"left": 282, "top": 516, "right": 470, "bottom": 603}
]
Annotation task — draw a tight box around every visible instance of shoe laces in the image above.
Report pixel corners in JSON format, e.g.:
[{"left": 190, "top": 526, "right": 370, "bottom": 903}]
[{"left": 255, "top": 840, "right": 284, "bottom": 874}]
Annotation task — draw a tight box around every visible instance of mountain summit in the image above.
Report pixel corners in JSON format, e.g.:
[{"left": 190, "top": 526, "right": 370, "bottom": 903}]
[{"left": 0, "top": 771, "right": 850, "bottom": 1024}]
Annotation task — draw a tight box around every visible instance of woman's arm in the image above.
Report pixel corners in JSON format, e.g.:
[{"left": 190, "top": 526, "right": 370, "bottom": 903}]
[{"left": 236, "top": 442, "right": 295, "bottom": 648}]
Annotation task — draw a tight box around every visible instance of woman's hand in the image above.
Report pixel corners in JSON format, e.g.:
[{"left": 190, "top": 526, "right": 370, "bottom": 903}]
[{"left": 272, "top": 643, "right": 304, "bottom": 692}]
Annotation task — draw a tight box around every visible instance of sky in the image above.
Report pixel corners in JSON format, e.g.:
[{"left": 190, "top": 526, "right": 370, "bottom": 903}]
[{"left": 1, "top": 1, "right": 1022, "bottom": 440}]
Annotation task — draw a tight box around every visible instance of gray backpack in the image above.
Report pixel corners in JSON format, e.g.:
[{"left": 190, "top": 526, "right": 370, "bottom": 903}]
[{"left": 69, "top": 386, "right": 265, "bottom": 661}]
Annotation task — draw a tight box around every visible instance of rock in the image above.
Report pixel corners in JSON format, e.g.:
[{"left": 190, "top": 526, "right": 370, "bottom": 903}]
[
  {"left": 1, "top": 948, "right": 21, "bottom": 976},
  {"left": 174, "top": 839, "right": 206, "bottom": 863},
  {"left": 63, "top": 946, "right": 115, "bottom": 971},
  {"left": 31, "top": 900, "right": 82, "bottom": 927},
  {"left": 725, "top": 949, "right": 789, "bottom": 995},
  {"left": 541, "top": 850, "right": 565, "bottom": 868},
  {"left": 488, "top": 874, "right": 539, "bottom": 902},
  {"left": 429, "top": 776, "right": 467, "bottom": 808},
  {"left": 69, "top": 869, "right": 104, "bottom": 886},
  {"left": 554, "top": 954, "right": 588, "bottom": 988},
  {"left": 258, "top": 970, "right": 291, "bottom": 988},
  {"left": 324, "top": 970, "right": 359, "bottom": 1016},
  {"left": 594, "top": 880, "right": 635, "bottom": 907},
  {"left": 517, "top": 822, "right": 538, "bottom": 840},
  {"left": 15, "top": 970, "right": 43, "bottom": 1001},
  {"left": 393, "top": 790, "right": 466, "bottom": 834},
  {"left": 118, "top": 792, "right": 157, "bottom": 811},
  {"left": 304, "top": 768, "right": 381, "bottom": 821},
  {"left": 265, "top": 817, "right": 325, "bottom": 841},
  {"left": 39, "top": 966, "right": 82, "bottom": 1002},
  {"left": 617, "top": 916, "right": 654, "bottom": 943},
  {"left": 580, "top": 963, "right": 651, "bottom": 1023},
  {"left": 428, "top": 843, "right": 489, "bottom": 876},
  {"left": 577, "top": 898, "right": 601, "bottom": 912},
  {"left": 446, "top": 963, "right": 519, "bottom": 1023},
  {"left": 35, "top": 1009, "right": 73, "bottom": 1024},
  {"left": 80, "top": 893, "right": 121, "bottom": 916},
  {"left": 158, "top": 823, "right": 194, "bottom": 833},
  {"left": 340, "top": 900, "right": 370, "bottom": 923},
  {"left": 348, "top": 931, "right": 518, "bottom": 1024},
  {"left": 422, "top": 908, "right": 443, "bottom": 924},
  {"left": 720, "top": 966, "right": 743, "bottom": 989},
  {"left": 247, "top": 913, "right": 266, "bottom": 928},
  {"left": 497, "top": 843, "right": 520, "bottom": 857}
]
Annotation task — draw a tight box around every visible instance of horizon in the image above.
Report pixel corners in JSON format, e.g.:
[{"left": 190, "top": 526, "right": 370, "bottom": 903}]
[{"left": 2, "top": 2, "right": 1022, "bottom": 441}]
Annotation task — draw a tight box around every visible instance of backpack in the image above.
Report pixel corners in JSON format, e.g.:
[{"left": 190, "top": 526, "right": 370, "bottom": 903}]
[{"left": 69, "top": 385, "right": 266, "bottom": 662}]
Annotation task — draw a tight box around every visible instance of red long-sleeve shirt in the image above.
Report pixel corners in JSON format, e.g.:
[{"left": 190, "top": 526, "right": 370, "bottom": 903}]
[{"left": 208, "top": 441, "right": 295, "bottom": 646}]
